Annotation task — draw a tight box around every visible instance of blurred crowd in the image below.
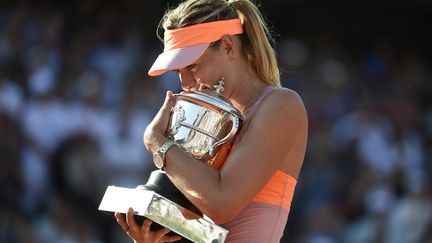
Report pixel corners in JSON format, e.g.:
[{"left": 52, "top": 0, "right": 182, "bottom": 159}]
[
  {"left": 0, "top": 1, "right": 431, "bottom": 243},
  {"left": 280, "top": 36, "right": 432, "bottom": 242}
]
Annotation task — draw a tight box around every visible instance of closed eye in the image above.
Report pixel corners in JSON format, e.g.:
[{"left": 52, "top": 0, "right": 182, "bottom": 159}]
[{"left": 186, "top": 64, "right": 197, "bottom": 72}]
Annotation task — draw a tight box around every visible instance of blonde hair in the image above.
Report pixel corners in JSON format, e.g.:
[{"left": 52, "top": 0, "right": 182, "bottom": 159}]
[{"left": 158, "top": 0, "right": 281, "bottom": 87}]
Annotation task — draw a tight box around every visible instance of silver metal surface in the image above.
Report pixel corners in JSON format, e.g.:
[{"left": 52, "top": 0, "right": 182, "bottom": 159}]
[{"left": 166, "top": 90, "right": 243, "bottom": 168}]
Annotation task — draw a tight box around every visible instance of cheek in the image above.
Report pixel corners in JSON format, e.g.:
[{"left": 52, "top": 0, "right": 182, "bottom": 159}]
[
  {"left": 194, "top": 68, "right": 213, "bottom": 84},
  {"left": 198, "top": 63, "right": 226, "bottom": 85}
]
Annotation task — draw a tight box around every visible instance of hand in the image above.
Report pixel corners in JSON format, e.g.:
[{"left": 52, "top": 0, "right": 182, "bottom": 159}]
[
  {"left": 115, "top": 208, "right": 182, "bottom": 243},
  {"left": 144, "top": 90, "right": 176, "bottom": 154}
]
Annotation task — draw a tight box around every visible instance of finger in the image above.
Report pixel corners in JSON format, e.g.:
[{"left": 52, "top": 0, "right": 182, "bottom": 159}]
[
  {"left": 141, "top": 219, "right": 153, "bottom": 231},
  {"left": 125, "top": 207, "right": 139, "bottom": 233},
  {"left": 162, "top": 234, "right": 183, "bottom": 242},
  {"left": 114, "top": 212, "right": 129, "bottom": 232},
  {"left": 155, "top": 227, "right": 171, "bottom": 241},
  {"left": 151, "top": 91, "right": 175, "bottom": 125},
  {"left": 156, "top": 91, "right": 173, "bottom": 114},
  {"left": 153, "top": 91, "right": 176, "bottom": 134},
  {"left": 155, "top": 228, "right": 181, "bottom": 243},
  {"left": 133, "top": 219, "right": 152, "bottom": 241},
  {"left": 162, "top": 90, "right": 175, "bottom": 107},
  {"left": 160, "top": 91, "right": 176, "bottom": 114}
]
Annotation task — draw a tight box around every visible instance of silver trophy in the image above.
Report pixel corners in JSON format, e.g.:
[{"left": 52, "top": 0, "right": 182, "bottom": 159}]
[
  {"left": 167, "top": 79, "right": 243, "bottom": 169},
  {"left": 99, "top": 79, "right": 243, "bottom": 243}
]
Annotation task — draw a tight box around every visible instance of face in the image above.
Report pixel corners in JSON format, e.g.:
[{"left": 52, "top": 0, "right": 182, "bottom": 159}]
[{"left": 176, "top": 46, "right": 227, "bottom": 92}]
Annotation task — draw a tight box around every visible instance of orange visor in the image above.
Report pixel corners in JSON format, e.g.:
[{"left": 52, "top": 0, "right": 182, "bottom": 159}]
[{"left": 148, "top": 19, "right": 243, "bottom": 76}]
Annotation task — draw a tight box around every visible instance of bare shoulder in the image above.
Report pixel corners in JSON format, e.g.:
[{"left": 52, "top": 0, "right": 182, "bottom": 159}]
[
  {"left": 245, "top": 87, "right": 308, "bottom": 177},
  {"left": 244, "top": 86, "right": 308, "bottom": 146},
  {"left": 256, "top": 87, "right": 307, "bottom": 123},
  {"left": 273, "top": 87, "right": 304, "bottom": 102}
]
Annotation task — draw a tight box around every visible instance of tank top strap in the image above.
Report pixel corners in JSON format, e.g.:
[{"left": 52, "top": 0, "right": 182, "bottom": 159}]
[
  {"left": 244, "top": 85, "right": 277, "bottom": 121},
  {"left": 232, "top": 85, "right": 277, "bottom": 145}
]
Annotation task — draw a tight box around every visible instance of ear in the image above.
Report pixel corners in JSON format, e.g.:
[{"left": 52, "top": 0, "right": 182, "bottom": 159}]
[{"left": 219, "top": 34, "right": 236, "bottom": 60}]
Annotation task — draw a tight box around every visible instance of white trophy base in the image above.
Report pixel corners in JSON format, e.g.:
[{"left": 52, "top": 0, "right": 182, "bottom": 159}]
[{"left": 98, "top": 186, "right": 228, "bottom": 243}]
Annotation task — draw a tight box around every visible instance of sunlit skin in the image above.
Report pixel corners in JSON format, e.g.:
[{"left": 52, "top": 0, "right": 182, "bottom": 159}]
[
  {"left": 115, "top": 208, "right": 181, "bottom": 243},
  {"left": 115, "top": 34, "right": 308, "bottom": 242}
]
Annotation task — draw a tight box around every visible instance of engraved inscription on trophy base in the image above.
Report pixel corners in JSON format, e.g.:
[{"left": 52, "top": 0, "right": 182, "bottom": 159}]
[{"left": 98, "top": 186, "right": 228, "bottom": 243}]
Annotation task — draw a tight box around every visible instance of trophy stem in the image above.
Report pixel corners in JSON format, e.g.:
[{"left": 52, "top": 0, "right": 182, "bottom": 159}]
[{"left": 137, "top": 170, "right": 202, "bottom": 217}]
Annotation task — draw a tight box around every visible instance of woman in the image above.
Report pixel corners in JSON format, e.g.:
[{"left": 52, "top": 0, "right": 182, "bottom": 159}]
[{"left": 115, "top": 0, "right": 308, "bottom": 242}]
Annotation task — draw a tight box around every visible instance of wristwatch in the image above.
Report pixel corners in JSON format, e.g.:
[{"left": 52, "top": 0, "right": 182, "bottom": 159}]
[{"left": 153, "top": 141, "right": 177, "bottom": 170}]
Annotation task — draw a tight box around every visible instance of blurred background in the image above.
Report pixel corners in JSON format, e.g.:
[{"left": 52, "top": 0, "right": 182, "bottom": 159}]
[{"left": 0, "top": 0, "right": 431, "bottom": 242}]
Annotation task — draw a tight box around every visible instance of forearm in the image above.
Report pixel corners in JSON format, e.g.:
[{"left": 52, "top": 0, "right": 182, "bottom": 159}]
[{"left": 163, "top": 145, "right": 239, "bottom": 223}]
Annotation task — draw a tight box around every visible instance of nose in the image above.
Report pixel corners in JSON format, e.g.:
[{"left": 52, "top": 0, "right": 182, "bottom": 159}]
[{"left": 178, "top": 70, "right": 198, "bottom": 91}]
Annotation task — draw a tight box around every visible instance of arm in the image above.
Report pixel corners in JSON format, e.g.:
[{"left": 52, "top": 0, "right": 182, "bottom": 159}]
[{"left": 144, "top": 89, "right": 307, "bottom": 224}]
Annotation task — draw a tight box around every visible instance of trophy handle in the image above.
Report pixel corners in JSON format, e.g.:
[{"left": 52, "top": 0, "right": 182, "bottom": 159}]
[
  {"left": 167, "top": 105, "right": 185, "bottom": 136},
  {"left": 211, "top": 115, "right": 240, "bottom": 156}
]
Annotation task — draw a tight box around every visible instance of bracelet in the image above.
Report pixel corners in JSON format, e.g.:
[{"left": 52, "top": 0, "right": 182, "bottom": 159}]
[{"left": 153, "top": 141, "right": 177, "bottom": 170}]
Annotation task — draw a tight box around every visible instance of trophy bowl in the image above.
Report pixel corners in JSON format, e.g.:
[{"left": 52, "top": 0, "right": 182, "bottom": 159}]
[{"left": 167, "top": 90, "right": 243, "bottom": 169}]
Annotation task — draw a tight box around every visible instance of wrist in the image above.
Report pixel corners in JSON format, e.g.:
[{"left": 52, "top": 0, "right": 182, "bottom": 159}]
[
  {"left": 150, "top": 135, "right": 171, "bottom": 155},
  {"left": 153, "top": 140, "right": 177, "bottom": 170},
  {"left": 144, "top": 127, "right": 169, "bottom": 155}
]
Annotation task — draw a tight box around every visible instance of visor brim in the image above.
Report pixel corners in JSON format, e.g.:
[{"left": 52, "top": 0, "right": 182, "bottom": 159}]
[{"left": 148, "top": 43, "right": 209, "bottom": 76}]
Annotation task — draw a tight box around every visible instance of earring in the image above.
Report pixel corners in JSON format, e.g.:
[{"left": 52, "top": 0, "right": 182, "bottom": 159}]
[{"left": 214, "top": 78, "right": 225, "bottom": 94}]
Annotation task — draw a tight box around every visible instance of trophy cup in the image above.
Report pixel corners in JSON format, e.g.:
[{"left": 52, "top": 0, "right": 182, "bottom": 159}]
[{"left": 99, "top": 79, "right": 243, "bottom": 243}]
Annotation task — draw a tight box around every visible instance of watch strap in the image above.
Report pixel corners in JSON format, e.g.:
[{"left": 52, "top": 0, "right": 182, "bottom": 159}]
[{"left": 154, "top": 141, "right": 177, "bottom": 168}]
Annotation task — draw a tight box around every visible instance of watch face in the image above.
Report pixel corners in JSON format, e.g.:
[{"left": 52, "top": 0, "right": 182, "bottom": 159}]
[{"left": 153, "top": 153, "right": 164, "bottom": 169}]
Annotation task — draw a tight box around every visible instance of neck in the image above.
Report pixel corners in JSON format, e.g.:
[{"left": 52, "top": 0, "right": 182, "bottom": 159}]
[{"left": 228, "top": 71, "right": 268, "bottom": 116}]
